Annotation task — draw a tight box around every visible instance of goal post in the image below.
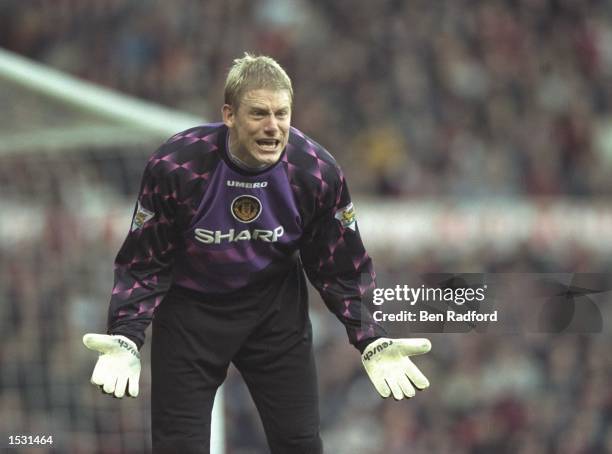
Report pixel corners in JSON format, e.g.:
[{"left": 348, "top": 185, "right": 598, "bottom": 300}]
[{"left": 0, "top": 47, "right": 200, "bottom": 138}]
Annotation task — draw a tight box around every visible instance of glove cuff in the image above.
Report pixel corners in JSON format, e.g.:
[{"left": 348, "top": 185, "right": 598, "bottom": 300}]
[
  {"left": 109, "top": 334, "right": 141, "bottom": 359},
  {"left": 354, "top": 337, "right": 381, "bottom": 354},
  {"left": 108, "top": 332, "right": 142, "bottom": 351}
]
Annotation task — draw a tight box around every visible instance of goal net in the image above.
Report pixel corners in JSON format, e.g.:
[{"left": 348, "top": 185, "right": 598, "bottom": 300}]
[{"left": 0, "top": 48, "right": 226, "bottom": 453}]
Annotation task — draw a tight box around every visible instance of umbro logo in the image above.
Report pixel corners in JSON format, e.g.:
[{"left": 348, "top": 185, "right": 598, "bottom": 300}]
[{"left": 226, "top": 180, "right": 268, "bottom": 188}]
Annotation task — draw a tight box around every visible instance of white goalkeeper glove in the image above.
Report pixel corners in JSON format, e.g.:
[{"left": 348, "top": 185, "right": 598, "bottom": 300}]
[
  {"left": 83, "top": 333, "right": 141, "bottom": 398},
  {"left": 361, "top": 337, "right": 431, "bottom": 400}
]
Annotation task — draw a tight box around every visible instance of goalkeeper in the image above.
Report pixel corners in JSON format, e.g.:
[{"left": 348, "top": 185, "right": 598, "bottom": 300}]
[{"left": 83, "top": 53, "right": 431, "bottom": 454}]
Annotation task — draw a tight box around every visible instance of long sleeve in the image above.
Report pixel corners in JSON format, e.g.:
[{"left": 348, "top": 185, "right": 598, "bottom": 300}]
[
  {"left": 300, "top": 174, "right": 386, "bottom": 348},
  {"left": 106, "top": 150, "right": 180, "bottom": 348}
]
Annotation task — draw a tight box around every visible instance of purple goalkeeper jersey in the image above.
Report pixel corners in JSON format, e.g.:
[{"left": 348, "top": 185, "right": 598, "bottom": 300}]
[{"left": 107, "top": 123, "right": 384, "bottom": 348}]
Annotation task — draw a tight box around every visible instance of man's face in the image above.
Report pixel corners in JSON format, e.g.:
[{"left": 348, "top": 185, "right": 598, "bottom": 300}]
[{"left": 222, "top": 88, "right": 292, "bottom": 167}]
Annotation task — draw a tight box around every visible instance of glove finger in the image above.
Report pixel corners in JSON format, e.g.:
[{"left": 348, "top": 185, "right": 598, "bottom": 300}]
[
  {"left": 370, "top": 375, "right": 391, "bottom": 398},
  {"left": 397, "top": 338, "right": 431, "bottom": 356},
  {"left": 128, "top": 373, "right": 140, "bottom": 397},
  {"left": 83, "top": 333, "right": 115, "bottom": 354},
  {"left": 103, "top": 375, "right": 118, "bottom": 395},
  {"left": 114, "top": 375, "right": 128, "bottom": 399},
  {"left": 387, "top": 378, "right": 404, "bottom": 401},
  {"left": 398, "top": 374, "right": 416, "bottom": 398},
  {"left": 91, "top": 357, "right": 110, "bottom": 387},
  {"left": 404, "top": 358, "right": 430, "bottom": 390}
]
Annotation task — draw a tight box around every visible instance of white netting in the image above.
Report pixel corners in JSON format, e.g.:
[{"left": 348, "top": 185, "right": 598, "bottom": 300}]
[
  {"left": 0, "top": 52, "right": 210, "bottom": 452},
  {"left": 0, "top": 91, "right": 151, "bottom": 454}
]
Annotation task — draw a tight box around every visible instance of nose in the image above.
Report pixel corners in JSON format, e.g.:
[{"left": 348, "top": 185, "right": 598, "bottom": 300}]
[{"left": 263, "top": 115, "right": 279, "bottom": 135}]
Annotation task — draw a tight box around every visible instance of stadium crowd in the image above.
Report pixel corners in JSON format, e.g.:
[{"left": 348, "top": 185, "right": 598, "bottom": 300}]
[
  {"left": 2, "top": 0, "right": 612, "bottom": 196},
  {"left": 1, "top": 1, "right": 612, "bottom": 453}
]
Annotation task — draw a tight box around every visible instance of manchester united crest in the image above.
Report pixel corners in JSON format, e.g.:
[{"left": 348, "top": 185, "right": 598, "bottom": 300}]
[{"left": 231, "top": 195, "right": 262, "bottom": 223}]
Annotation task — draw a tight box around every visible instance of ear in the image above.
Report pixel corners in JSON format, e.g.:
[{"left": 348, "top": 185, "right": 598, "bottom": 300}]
[{"left": 222, "top": 104, "right": 234, "bottom": 128}]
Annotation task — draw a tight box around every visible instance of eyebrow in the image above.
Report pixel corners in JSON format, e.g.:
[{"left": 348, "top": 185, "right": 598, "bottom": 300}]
[{"left": 249, "top": 106, "right": 289, "bottom": 114}]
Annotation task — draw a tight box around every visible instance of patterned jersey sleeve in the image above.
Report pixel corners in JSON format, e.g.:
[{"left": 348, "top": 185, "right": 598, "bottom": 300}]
[
  {"left": 106, "top": 146, "right": 180, "bottom": 348},
  {"left": 300, "top": 172, "right": 387, "bottom": 348}
]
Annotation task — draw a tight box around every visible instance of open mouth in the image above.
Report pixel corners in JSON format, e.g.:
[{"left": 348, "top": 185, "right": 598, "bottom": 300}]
[{"left": 256, "top": 139, "right": 280, "bottom": 151}]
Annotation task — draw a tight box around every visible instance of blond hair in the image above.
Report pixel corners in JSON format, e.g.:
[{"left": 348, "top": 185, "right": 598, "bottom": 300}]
[{"left": 224, "top": 53, "right": 293, "bottom": 108}]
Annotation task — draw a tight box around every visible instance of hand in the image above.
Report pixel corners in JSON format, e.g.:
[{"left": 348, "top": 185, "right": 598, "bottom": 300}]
[
  {"left": 361, "top": 337, "right": 431, "bottom": 400},
  {"left": 83, "top": 333, "right": 141, "bottom": 398}
]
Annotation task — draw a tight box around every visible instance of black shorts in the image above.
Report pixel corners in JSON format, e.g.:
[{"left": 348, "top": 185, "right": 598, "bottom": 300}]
[{"left": 151, "top": 263, "right": 323, "bottom": 454}]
